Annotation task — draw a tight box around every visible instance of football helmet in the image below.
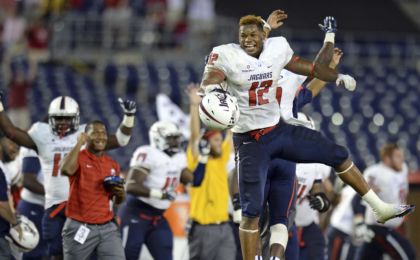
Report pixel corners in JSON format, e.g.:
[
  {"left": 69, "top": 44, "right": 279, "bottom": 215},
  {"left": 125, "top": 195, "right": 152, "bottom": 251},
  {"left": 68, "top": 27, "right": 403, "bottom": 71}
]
[
  {"left": 48, "top": 96, "right": 80, "bottom": 137},
  {"left": 199, "top": 90, "right": 240, "bottom": 130},
  {"left": 149, "top": 121, "right": 182, "bottom": 155},
  {"left": 6, "top": 215, "right": 40, "bottom": 253}
]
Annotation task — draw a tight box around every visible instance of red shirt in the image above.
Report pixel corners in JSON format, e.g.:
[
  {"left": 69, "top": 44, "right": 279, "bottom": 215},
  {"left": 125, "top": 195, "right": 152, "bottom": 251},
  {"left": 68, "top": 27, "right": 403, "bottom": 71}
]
[{"left": 66, "top": 149, "right": 120, "bottom": 224}]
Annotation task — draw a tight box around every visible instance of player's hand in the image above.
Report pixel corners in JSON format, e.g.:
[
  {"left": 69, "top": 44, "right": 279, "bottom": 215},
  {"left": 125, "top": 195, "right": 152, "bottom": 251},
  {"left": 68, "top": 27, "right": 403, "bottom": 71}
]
[
  {"left": 162, "top": 190, "right": 176, "bottom": 201},
  {"left": 336, "top": 74, "right": 356, "bottom": 91},
  {"left": 186, "top": 83, "right": 202, "bottom": 105},
  {"left": 77, "top": 133, "right": 88, "bottom": 146},
  {"left": 266, "top": 9, "right": 288, "bottom": 30},
  {"left": 319, "top": 16, "right": 337, "bottom": 33},
  {"left": 232, "top": 193, "right": 242, "bottom": 223},
  {"left": 198, "top": 138, "right": 211, "bottom": 163},
  {"left": 329, "top": 48, "right": 343, "bottom": 69},
  {"left": 353, "top": 222, "right": 374, "bottom": 243},
  {"left": 308, "top": 192, "right": 331, "bottom": 213},
  {"left": 203, "top": 84, "right": 225, "bottom": 95},
  {"left": 110, "top": 183, "right": 125, "bottom": 197},
  {"left": 118, "top": 98, "right": 136, "bottom": 116}
]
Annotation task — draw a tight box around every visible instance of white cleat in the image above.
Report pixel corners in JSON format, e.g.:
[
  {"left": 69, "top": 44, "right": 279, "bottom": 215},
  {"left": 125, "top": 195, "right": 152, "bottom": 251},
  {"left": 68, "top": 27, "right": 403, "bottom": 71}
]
[{"left": 374, "top": 204, "right": 415, "bottom": 224}]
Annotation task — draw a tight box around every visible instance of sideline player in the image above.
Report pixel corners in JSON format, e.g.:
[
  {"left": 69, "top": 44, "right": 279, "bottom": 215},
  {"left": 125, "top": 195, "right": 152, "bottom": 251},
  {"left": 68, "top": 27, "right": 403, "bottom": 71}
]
[
  {"left": 17, "top": 148, "right": 48, "bottom": 259},
  {"left": 0, "top": 95, "right": 136, "bottom": 259},
  {"left": 352, "top": 144, "right": 416, "bottom": 260},
  {"left": 200, "top": 12, "right": 414, "bottom": 260},
  {"left": 119, "top": 121, "right": 192, "bottom": 260}
]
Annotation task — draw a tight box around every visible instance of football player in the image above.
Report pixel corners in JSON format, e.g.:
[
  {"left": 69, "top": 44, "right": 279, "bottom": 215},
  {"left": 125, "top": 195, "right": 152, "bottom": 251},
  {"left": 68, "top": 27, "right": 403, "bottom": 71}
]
[
  {"left": 200, "top": 11, "right": 414, "bottom": 260},
  {"left": 351, "top": 144, "right": 416, "bottom": 259},
  {"left": 0, "top": 94, "right": 136, "bottom": 259},
  {"left": 119, "top": 121, "right": 192, "bottom": 260},
  {"left": 16, "top": 148, "right": 48, "bottom": 259}
]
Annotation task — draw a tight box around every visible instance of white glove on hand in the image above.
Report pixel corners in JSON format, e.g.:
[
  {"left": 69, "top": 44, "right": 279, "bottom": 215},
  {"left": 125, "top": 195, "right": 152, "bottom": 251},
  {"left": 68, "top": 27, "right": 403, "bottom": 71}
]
[
  {"left": 336, "top": 74, "right": 356, "bottom": 91},
  {"left": 354, "top": 223, "right": 374, "bottom": 243},
  {"left": 233, "top": 209, "right": 242, "bottom": 224}
]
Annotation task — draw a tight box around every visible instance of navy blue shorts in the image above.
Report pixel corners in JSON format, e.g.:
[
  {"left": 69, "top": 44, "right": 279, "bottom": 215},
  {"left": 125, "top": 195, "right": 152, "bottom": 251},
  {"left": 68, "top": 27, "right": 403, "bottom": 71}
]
[
  {"left": 233, "top": 121, "right": 348, "bottom": 217},
  {"left": 42, "top": 203, "right": 67, "bottom": 256},
  {"left": 118, "top": 195, "right": 173, "bottom": 260},
  {"left": 264, "top": 159, "right": 297, "bottom": 227},
  {"left": 17, "top": 199, "right": 48, "bottom": 259}
]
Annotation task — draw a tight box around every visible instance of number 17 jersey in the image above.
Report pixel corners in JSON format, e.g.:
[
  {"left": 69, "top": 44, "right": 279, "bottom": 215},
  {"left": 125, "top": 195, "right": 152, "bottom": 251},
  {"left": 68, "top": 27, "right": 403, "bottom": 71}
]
[
  {"left": 28, "top": 122, "right": 86, "bottom": 209},
  {"left": 205, "top": 37, "right": 294, "bottom": 133}
]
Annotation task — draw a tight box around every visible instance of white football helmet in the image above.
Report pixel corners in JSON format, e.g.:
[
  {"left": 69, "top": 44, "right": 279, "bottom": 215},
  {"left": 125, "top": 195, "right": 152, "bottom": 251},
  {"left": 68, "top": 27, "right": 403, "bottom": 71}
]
[
  {"left": 149, "top": 121, "right": 182, "bottom": 154},
  {"left": 199, "top": 91, "right": 240, "bottom": 130},
  {"left": 6, "top": 215, "right": 40, "bottom": 253},
  {"left": 296, "top": 112, "right": 316, "bottom": 130},
  {"left": 48, "top": 96, "right": 80, "bottom": 136}
]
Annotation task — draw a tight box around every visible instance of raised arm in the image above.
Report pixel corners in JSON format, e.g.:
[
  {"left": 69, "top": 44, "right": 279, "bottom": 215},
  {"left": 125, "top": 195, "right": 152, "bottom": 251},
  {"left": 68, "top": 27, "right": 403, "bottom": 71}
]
[
  {"left": 187, "top": 84, "right": 203, "bottom": 157},
  {"left": 106, "top": 98, "right": 136, "bottom": 150},
  {"left": 306, "top": 48, "right": 343, "bottom": 97},
  {"left": 285, "top": 17, "right": 355, "bottom": 89},
  {"left": 0, "top": 93, "right": 37, "bottom": 151},
  {"left": 61, "top": 133, "right": 86, "bottom": 176}
]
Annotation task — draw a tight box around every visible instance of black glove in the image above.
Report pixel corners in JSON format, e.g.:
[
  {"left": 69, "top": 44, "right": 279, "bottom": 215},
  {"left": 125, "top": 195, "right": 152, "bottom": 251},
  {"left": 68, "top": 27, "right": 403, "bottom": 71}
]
[
  {"left": 118, "top": 98, "right": 136, "bottom": 116},
  {"left": 103, "top": 175, "right": 125, "bottom": 193},
  {"left": 318, "top": 16, "right": 337, "bottom": 33},
  {"left": 308, "top": 192, "right": 331, "bottom": 213},
  {"left": 162, "top": 190, "right": 176, "bottom": 201}
]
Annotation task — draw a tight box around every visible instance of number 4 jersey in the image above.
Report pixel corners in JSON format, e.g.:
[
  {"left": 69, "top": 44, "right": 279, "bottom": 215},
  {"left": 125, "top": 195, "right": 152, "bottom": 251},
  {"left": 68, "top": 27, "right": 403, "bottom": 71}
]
[
  {"left": 129, "top": 145, "right": 187, "bottom": 210},
  {"left": 28, "top": 122, "right": 86, "bottom": 209},
  {"left": 205, "top": 37, "right": 294, "bottom": 133}
]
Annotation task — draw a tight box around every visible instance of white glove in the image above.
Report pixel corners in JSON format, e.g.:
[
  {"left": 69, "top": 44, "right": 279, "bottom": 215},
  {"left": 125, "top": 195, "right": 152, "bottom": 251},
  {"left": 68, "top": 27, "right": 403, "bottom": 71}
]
[
  {"left": 336, "top": 74, "right": 356, "bottom": 91},
  {"left": 233, "top": 209, "right": 242, "bottom": 224},
  {"left": 353, "top": 216, "right": 374, "bottom": 244}
]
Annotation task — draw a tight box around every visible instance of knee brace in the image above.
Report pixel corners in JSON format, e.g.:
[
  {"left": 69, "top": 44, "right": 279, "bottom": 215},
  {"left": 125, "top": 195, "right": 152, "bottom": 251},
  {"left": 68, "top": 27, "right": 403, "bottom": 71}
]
[{"left": 269, "top": 224, "right": 288, "bottom": 249}]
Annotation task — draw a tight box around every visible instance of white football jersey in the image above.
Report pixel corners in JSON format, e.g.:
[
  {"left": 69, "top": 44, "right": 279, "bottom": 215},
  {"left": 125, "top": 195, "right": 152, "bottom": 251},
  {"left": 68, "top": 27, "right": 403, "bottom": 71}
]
[
  {"left": 295, "top": 163, "right": 331, "bottom": 227},
  {"left": 19, "top": 148, "right": 45, "bottom": 206},
  {"left": 364, "top": 163, "right": 409, "bottom": 228},
  {"left": 28, "top": 122, "right": 86, "bottom": 209},
  {"left": 278, "top": 70, "right": 307, "bottom": 121},
  {"left": 130, "top": 145, "right": 187, "bottom": 210},
  {"left": 330, "top": 186, "right": 357, "bottom": 235},
  {"left": 205, "top": 37, "right": 294, "bottom": 133}
]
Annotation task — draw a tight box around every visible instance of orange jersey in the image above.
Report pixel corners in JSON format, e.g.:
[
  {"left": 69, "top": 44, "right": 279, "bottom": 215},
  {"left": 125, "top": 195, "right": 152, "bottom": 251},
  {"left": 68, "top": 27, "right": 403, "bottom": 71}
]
[{"left": 66, "top": 149, "right": 120, "bottom": 224}]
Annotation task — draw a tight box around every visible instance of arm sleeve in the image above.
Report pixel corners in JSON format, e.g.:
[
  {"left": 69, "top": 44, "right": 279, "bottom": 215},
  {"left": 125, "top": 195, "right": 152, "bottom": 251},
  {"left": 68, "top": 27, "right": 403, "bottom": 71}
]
[
  {"left": 192, "top": 162, "right": 207, "bottom": 187},
  {"left": 22, "top": 157, "right": 41, "bottom": 174},
  {"left": 0, "top": 170, "right": 8, "bottom": 201}
]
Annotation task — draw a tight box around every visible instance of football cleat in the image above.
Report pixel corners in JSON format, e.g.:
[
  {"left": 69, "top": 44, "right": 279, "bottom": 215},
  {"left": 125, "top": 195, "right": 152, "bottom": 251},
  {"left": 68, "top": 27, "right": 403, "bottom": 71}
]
[{"left": 374, "top": 204, "right": 415, "bottom": 224}]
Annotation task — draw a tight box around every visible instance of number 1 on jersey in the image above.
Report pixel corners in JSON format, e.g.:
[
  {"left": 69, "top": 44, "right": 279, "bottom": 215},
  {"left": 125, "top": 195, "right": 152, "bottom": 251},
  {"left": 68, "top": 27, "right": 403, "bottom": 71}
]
[{"left": 52, "top": 153, "right": 61, "bottom": 177}]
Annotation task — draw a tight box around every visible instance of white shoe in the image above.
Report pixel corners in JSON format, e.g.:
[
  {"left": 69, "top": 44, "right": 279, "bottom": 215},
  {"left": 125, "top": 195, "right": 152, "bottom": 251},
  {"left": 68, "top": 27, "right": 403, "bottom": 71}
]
[{"left": 374, "top": 204, "right": 415, "bottom": 224}]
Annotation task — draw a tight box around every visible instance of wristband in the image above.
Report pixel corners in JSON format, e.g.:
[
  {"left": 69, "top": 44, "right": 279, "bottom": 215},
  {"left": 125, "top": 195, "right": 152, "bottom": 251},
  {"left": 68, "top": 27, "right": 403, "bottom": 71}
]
[
  {"left": 261, "top": 19, "right": 271, "bottom": 31},
  {"left": 324, "top": 32, "right": 335, "bottom": 44},
  {"left": 0, "top": 102, "right": 3, "bottom": 112},
  {"left": 150, "top": 189, "right": 163, "bottom": 199},
  {"left": 122, "top": 114, "right": 135, "bottom": 127}
]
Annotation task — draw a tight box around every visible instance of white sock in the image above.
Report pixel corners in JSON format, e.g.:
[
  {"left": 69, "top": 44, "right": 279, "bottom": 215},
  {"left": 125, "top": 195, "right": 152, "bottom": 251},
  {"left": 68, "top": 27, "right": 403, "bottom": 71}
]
[
  {"left": 362, "top": 189, "right": 386, "bottom": 210},
  {"left": 270, "top": 257, "right": 280, "bottom": 260},
  {"left": 255, "top": 256, "right": 263, "bottom": 260}
]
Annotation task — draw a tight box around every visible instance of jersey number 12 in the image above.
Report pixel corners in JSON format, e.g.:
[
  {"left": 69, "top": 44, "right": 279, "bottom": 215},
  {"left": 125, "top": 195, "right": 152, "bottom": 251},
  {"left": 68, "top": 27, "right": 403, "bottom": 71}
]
[{"left": 249, "top": 80, "right": 282, "bottom": 107}]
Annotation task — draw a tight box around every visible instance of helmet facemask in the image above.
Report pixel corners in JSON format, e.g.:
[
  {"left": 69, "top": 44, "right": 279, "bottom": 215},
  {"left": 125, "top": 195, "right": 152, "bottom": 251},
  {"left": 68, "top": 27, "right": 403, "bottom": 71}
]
[{"left": 49, "top": 115, "right": 80, "bottom": 138}]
